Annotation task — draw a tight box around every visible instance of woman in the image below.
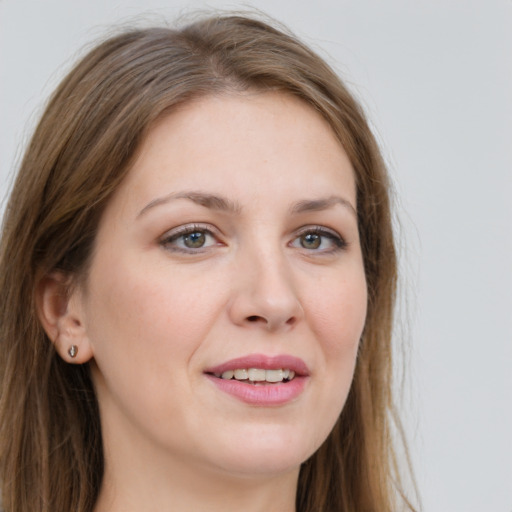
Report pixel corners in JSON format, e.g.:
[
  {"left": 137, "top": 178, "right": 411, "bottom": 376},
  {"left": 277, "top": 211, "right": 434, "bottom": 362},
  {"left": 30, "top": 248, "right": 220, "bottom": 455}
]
[{"left": 0, "top": 13, "right": 415, "bottom": 512}]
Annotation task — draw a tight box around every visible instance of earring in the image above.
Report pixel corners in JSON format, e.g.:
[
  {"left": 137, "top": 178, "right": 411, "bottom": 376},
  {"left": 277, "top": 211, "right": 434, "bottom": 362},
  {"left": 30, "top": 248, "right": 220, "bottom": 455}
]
[{"left": 68, "top": 345, "right": 78, "bottom": 358}]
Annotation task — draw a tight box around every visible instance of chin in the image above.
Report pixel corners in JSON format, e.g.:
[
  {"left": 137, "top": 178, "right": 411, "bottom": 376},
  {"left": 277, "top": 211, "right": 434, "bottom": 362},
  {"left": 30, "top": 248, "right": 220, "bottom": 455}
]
[{"left": 205, "top": 422, "right": 323, "bottom": 477}]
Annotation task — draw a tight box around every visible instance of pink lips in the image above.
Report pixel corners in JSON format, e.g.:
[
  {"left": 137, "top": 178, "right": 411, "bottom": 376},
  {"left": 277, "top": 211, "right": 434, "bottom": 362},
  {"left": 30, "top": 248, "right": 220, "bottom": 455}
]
[{"left": 204, "top": 354, "right": 309, "bottom": 406}]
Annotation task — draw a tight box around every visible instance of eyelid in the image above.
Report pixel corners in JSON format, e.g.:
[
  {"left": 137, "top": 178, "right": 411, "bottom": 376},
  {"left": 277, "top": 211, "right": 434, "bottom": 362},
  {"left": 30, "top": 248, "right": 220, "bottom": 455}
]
[{"left": 294, "top": 224, "right": 341, "bottom": 238}]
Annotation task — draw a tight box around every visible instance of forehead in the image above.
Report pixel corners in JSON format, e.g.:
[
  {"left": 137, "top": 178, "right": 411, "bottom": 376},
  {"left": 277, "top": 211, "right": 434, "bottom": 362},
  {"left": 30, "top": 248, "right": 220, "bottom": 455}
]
[{"left": 110, "top": 92, "right": 356, "bottom": 216}]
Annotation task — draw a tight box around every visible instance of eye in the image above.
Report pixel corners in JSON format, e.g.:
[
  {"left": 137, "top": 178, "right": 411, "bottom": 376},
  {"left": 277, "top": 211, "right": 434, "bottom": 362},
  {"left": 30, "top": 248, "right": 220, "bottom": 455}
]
[
  {"left": 181, "top": 231, "right": 208, "bottom": 249},
  {"left": 159, "top": 224, "right": 220, "bottom": 253},
  {"left": 299, "top": 232, "right": 322, "bottom": 250},
  {"left": 290, "top": 227, "right": 346, "bottom": 253}
]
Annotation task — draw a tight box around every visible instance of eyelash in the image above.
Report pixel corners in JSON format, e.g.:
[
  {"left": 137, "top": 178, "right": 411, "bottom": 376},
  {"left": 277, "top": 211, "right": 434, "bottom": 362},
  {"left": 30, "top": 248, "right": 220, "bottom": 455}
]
[
  {"left": 159, "top": 224, "right": 347, "bottom": 255},
  {"left": 291, "top": 226, "right": 347, "bottom": 254},
  {"left": 159, "top": 224, "right": 220, "bottom": 253}
]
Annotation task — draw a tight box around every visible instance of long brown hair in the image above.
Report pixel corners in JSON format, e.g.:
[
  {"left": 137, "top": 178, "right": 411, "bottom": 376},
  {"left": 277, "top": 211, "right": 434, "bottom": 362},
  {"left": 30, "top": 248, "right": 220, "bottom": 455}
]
[{"left": 0, "top": 13, "right": 414, "bottom": 512}]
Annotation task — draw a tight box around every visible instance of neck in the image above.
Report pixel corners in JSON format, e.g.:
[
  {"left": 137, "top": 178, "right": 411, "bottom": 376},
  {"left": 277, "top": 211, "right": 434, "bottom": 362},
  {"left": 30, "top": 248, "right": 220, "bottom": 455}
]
[{"left": 94, "top": 455, "right": 299, "bottom": 512}]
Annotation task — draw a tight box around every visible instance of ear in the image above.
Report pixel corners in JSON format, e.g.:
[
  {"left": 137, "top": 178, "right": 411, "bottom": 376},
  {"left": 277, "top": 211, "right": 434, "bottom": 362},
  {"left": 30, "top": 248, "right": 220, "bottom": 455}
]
[{"left": 36, "top": 272, "right": 94, "bottom": 364}]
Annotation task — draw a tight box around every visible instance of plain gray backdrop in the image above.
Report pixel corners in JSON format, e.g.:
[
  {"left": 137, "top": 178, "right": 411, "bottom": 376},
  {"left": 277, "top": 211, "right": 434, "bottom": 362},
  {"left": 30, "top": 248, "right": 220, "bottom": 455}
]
[{"left": 1, "top": 1, "right": 511, "bottom": 510}]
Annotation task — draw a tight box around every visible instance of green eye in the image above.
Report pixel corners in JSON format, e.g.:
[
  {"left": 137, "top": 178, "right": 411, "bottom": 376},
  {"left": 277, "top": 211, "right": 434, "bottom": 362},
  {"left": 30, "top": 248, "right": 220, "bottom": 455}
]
[
  {"left": 183, "top": 232, "right": 206, "bottom": 248},
  {"left": 160, "top": 225, "right": 218, "bottom": 253}
]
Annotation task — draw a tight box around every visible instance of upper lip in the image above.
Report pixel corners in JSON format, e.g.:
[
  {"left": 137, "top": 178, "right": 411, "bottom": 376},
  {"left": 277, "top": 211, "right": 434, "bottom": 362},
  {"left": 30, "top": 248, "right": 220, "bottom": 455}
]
[{"left": 204, "top": 354, "right": 310, "bottom": 376}]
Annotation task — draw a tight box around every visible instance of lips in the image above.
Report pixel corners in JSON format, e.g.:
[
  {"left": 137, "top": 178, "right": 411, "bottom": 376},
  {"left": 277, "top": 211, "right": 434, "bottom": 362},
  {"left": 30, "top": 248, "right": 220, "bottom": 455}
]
[
  {"left": 205, "top": 354, "right": 309, "bottom": 376},
  {"left": 204, "top": 354, "right": 309, "bottom": 406},
  {"left": 217, "top": 368, "right": 296, "bottom": 384}
]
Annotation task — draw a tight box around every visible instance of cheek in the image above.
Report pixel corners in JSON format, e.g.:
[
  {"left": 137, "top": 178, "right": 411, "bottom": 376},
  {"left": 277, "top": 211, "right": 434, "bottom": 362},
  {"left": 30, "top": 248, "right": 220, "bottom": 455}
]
[
  {"left": 306, "top": 271, "right": 367, "bottom": 360},
  {"left": 88, "top": 257, "right": 221, "bottom": 346},
  {"left": 295, "top": 271, "right": 366, "bottom": 454},
  {"left": 84, "top": 257, "right": 228, "bottom": 437},
  {"left": 83, "top": 257, "right": 228, "bottom": 404}
]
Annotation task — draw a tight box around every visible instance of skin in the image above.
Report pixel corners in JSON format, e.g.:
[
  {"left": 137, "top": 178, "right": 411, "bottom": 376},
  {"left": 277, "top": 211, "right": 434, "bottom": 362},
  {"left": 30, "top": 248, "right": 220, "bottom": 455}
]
[{"left": 41, "top": 92, "right": 367, "bottom": 511}]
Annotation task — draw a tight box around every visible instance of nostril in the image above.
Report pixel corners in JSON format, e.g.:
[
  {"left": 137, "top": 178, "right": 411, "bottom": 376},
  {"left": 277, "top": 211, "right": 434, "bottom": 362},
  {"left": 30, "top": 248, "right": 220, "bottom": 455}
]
[{"left": 245, "top": 314, "right": 297, "bottom": 327}]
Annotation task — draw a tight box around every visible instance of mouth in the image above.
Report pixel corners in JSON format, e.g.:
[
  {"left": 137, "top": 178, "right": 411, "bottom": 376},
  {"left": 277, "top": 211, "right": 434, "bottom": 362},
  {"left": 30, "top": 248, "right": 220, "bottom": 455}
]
[
  {"left": 209, "top": 367, "right": 297, "bottom": 384},
  {"left": 204, "top": 354, "right": 309, "bottom": 405}
]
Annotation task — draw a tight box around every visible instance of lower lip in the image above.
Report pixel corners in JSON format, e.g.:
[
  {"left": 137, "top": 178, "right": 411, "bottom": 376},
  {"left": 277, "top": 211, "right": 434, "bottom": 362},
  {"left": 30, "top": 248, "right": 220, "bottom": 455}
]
[{"left": 206, "top": 375, "right": 307, "bottom": 406}]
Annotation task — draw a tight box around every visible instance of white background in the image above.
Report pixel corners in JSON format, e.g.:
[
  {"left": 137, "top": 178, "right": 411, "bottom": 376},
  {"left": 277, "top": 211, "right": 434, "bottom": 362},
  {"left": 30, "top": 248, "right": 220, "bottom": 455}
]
[{"left": 1, "top": 1, "right": 511, "bottom": 510}]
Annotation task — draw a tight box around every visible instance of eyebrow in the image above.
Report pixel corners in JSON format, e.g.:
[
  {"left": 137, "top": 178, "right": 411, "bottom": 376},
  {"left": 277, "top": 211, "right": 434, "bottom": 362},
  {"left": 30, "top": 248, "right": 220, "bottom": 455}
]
[
  {"left": 290, "top": 196, "right": 357, "bottom": 217},
  {"left": 137, "top": 191, "right": 242, "bottom": 218},
  {"left": 137, "top": 191, "right": 356, "bottom": 218}
]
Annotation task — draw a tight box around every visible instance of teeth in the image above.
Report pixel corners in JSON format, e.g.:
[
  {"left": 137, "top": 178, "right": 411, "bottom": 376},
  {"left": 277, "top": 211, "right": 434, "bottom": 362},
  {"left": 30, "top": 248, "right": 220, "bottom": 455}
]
[
  {"left": 265, "top": 369, "right": 284, "bottom": 382},
  {"left": 234, "top": 369, "right": 248, "bottom": 380},
  {"left": 248, "top": 368, "right": 266, "bottom": 381},
  {"left": 219, "top": 368, "right": 296, "bottom": 383}
]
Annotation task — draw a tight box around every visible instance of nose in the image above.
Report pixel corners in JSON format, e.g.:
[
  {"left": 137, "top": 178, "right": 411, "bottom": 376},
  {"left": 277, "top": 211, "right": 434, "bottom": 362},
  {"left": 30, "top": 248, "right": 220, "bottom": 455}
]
[{"left": 228, "top": 248, "right": 304, "bottom": 332}]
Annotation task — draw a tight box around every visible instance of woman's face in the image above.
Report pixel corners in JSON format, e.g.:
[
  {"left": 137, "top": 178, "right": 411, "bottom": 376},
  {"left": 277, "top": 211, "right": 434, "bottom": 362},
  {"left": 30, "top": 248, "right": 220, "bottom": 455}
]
[{"left": 75, "top": 92, "right": 367, "bottom": 478}]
